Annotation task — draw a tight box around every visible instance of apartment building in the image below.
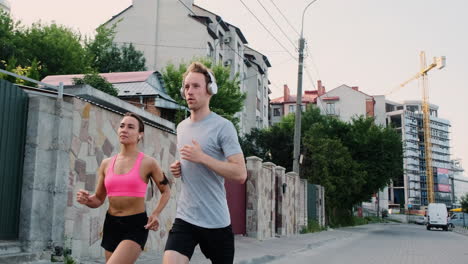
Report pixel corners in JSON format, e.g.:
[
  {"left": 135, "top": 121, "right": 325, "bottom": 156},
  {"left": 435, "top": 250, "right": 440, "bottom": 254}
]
[
  {"left": 104, "top": 0, "right": 270, "bottom": 134},
  {"left": 270, "top": 80, "right": 325, "bottom": 125},
  {"left": 450, "top": 159, "right": 468, "bottom": 206},
  {"left": 386, "top": 100, "right": 451, "bottom": 208}
]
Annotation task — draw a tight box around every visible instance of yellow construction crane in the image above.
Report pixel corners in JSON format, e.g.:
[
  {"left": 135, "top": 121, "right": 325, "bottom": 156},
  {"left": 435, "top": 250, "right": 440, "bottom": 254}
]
[{"left": 399, "top": 51, "right": 446, "bottom": 204}]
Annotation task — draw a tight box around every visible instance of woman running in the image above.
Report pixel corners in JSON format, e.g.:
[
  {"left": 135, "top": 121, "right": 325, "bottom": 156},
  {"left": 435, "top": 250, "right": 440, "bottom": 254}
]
[{"left": 76, "top": 112, "right": 171, "bottom": 264}]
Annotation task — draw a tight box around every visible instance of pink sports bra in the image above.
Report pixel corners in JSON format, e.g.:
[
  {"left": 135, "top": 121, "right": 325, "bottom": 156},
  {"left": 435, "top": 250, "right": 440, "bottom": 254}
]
[{"left": 104, "top": 152, "right": 147, "bottom": 197}]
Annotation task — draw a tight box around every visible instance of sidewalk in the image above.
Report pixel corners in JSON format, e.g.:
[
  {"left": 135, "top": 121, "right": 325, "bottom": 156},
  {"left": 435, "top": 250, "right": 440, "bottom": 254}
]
[
  {"left": 134, "top": 227, "right": 357, "bottom": 264},
  {"left": 30, "top": 224, "right": 387, "bottom": 264}
]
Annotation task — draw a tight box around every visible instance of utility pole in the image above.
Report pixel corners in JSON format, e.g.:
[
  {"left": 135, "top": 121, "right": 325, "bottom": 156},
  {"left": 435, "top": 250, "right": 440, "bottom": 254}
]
[
  {"left": 293, "top": 0, "right": 318, "bottom": 174},
  {"left": 293, "top": 37, "right": 305, "bottom": 174}
]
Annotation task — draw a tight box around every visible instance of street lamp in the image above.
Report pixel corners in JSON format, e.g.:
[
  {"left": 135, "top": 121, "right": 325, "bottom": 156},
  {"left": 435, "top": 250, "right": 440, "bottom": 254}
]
[{"left": 293, "top": 0, "right": 319, "bottom": 174}]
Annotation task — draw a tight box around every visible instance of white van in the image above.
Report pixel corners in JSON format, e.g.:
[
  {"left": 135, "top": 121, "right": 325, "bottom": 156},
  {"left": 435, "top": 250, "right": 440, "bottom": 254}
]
[{"left": 427, "top": 203, "right": 449, "bottom": 231}]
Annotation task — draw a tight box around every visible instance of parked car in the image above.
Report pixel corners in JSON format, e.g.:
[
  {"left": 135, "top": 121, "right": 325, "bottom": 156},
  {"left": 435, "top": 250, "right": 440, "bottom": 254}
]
[
  {"left": 427, "top": 203, "right": 449, "bottom": 231},
  {"left": 415, "top": 215, "right": 427, "bottom": 225}
]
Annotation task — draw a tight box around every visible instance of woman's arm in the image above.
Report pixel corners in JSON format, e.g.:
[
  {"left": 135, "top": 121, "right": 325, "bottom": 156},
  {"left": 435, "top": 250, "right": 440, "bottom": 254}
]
[
  {"left": 76, "top": 158, "right": 108, "bottom": 208},
  {"left": 144, "top": 158, "right": 171, "bottom": 231}
]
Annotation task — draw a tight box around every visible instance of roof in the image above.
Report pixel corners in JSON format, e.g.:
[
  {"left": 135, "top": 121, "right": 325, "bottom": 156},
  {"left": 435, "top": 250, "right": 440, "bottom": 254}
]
[
  {"left": 271, "top": 90, "right": 319, "bottom": 104},
  {"left": 103, "top": 5, "right": 133, "bottom": 26},
  {"left": 226, "top": 23, "right": 248, "bottom": 44},
  {"left": 322, "top": 96, "right": 340, "bottom": 101},
  {"left": 116, "top": 82, "right": 175, "bottom": 102},
  {"left": 41, "top": 71, "right": 156, "bottom": 86},
  {"left": 245, "top": 45, "right": 271, "bottom": 67}
]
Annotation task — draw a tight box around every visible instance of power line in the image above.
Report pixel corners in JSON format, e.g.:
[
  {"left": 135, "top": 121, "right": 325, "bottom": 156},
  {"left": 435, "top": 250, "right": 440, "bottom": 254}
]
[
  {"left": 239, "top": 0, "right": 297, "bottom": 61},
  {"left": 115, "top": 41, "right": 208, "bottom": 50},
  {"left": 254, "top": 0, "right": 297, "bottom": 50},
  {"left": 303, "top": 61, "right": 317, "bottom": 90},
  {"left": 269, "top": 0, "right": 300, "bottom": 37},
  {"left": 177, "top": 0, "right": 196, "bottom": 15},
  {"left": 304, "top": 42, "right": 321, "bottom": 80}
]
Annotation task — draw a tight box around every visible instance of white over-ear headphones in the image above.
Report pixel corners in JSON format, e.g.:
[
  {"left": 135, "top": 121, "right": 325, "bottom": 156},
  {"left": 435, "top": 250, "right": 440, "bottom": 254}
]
[{"left": 180, "top": 71, "right": 218, "bottom": 99}]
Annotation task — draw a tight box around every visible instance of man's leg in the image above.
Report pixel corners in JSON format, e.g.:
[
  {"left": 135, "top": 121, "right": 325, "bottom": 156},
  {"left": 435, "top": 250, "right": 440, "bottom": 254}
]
[
  {"left": 163, "top": 218, "right": 198, "bottom": 264},
  {"left": 199, "top": 225, "right": 234, "bottom": 264}
]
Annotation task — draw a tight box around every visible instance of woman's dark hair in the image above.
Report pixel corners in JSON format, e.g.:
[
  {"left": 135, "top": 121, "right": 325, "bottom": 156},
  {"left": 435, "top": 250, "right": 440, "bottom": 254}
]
[{"left": 124, "top": 112, "right": 144, "bottom": 132}]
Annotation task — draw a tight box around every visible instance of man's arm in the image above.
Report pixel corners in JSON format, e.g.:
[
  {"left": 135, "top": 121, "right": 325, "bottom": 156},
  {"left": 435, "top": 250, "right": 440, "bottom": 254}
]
[{"left": 179, "top": 140, "right": 247, "bottom": 183}]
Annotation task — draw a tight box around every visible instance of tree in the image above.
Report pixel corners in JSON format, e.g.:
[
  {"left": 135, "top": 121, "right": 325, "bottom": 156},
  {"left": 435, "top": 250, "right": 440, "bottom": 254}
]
[
  {"left": 241, "top": 105, "right": 403, "bottom": 226},
  {"left": 73, "top": 73, "right": 118, "bottom": 96},
  {"left": 161, "top": 58, "right": 246, "bottom": 126},
  {"left": 19, "top": 23, "right": 90, "bottom": 79},
  {"left": 0, "top": 12, "right": 146, "bottom": 85},
  {"left": 86, "top": 25, "right": 146, "bottom": 73},
  {"left": 302, "top": 135, "right": 366, "bottom": 226},
  {"left": 0, "top": 11, "right": 23, "bottom": 68},
  {"left": 460, "top": 193, "right": 468, "bottom": 213}
]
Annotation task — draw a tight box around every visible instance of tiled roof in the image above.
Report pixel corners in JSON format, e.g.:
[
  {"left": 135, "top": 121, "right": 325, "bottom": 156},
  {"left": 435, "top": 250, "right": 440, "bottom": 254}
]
[
  {"left": 41, "top": 71, "right": 155, "bottom": 86},
  {"left": 270, "top": 90, "right": 319, "bottom": 104}
]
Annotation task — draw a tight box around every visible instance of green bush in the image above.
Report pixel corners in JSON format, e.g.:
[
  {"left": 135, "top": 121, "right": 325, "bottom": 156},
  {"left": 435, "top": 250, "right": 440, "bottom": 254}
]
[
  {"left": 300, "top": 220, "right": 326, "bottom": 234},
  {"left": 73, "top": 72, "right": 118, "bottom": 96}
]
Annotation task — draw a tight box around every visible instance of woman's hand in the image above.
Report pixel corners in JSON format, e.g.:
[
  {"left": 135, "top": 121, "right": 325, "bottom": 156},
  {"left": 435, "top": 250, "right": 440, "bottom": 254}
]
[
  {"left": 145, "top": 213, "right": 160, "bottom": 231},
  {"left": 76, "top": 189, "right": 90, "bottom": 205}
]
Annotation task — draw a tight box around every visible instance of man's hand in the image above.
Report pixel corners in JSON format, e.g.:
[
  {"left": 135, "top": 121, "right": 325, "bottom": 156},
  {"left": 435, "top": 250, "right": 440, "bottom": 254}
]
[
  {"left": 170, "top": 160, "right": 181, "bottom": 178},
  {"left": 180, "top": 139, "right": 206, "bottom": 164},
  {"left": 76, "top": 189, "right": 90, "bottom": 205},
  {"left": 145, "top": 214, "right": 160, "bottom": 231}
]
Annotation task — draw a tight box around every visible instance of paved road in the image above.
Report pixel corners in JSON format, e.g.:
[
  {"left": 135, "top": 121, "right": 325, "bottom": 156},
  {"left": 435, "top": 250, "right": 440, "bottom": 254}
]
[{"left": 269, "top": 223, "right": 468, "bottom": 264}]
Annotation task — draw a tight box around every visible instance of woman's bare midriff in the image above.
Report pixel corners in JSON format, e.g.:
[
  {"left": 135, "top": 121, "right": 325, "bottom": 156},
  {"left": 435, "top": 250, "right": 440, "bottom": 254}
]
[{"left": 107, "top": 196, "right": 146, "bottom": 216}]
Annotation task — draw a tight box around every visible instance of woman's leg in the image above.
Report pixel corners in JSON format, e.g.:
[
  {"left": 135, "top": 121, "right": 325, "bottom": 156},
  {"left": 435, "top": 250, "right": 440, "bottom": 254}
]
[
  {"left": 104, "top": 250, "right": 113, "bottom": 263},
  {"left": 106, "top": 240, "right": 142, "bottom": 264}
]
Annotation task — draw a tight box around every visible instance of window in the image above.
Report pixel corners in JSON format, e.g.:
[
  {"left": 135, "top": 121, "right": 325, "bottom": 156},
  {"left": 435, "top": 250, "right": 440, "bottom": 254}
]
[
  {"left": 218, "top": 53, "right": 223, "bottom": 64},
  {"left": 289, "top": 105, "right": 296, "bottom": 113},
  {"left": 237, "top": 42, "right": 242, "bottom": 53},
  {"left": 273, "top": 108, "right": 281, "bottom": 116},
  {"left": 218, "top": 31, "right": 224, "bottom": 49},
  {"left": 207, "top": 42, "right": 214, "bottom": 58},
  {"left": 257, "top": 98, "right": 261, "bottom": 111},
  {"left": 326, "top": 103, "right": 335, "bottom": 115},
  {"left": 257, "top": 80, "right": 261, "bottom": 93},
  {"left": 264, "top": 105, "right": 267, "bottom": 116}
]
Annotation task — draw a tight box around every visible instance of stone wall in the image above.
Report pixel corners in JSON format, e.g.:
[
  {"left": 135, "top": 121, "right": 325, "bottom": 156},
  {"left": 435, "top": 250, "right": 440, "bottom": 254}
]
[
  {"left": 246, "top": 157, "right": 307, "bottom": 239},
  {"left": 19, "top": 95, "right": 179, "bottom": 261}
]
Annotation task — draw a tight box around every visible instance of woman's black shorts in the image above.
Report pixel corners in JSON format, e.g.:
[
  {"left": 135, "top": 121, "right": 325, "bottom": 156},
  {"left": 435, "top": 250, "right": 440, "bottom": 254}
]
[{"left": 101, "top": 212, "right": 149, "bottom": 252}]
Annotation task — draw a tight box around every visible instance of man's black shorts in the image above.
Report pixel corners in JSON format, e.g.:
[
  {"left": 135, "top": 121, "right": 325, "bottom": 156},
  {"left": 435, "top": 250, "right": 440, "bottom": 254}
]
[
  {"left": 101, "top": 212, "right": 149, "bottom": 252},
  {"left": 165, "top": 218, "right": 234, "bottom": 263}
]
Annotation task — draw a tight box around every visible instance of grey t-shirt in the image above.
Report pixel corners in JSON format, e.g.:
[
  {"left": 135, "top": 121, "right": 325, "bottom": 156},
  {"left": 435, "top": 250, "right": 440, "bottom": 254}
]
[{"left": 176, "top": 112, "right": 243, "bottom": 228}]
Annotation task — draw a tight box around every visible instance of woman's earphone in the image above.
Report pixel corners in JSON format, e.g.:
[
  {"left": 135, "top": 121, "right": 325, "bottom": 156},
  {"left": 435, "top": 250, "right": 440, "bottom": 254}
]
[{"left": 180, "top": 71, "right": 218, "bottom": 99}]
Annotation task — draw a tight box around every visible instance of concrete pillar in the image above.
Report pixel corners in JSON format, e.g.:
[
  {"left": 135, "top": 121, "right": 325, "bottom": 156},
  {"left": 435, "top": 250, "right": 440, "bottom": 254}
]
[
  {"left": 20, "top": 96, "right": 73, "bottom": 252},
  {"left": 246, "top": 156, "right": 262, "bottom": 239},
  {"left": 262, "top": 162, "right": 276, "bottom": 239},
  {"left": 275, "top": 166, "right": 286, "bottom": 236}
]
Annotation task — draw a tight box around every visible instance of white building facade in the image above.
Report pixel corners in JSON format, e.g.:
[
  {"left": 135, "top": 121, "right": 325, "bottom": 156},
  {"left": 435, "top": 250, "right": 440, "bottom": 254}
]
[
  {"left": 0, "top": 0, "right": 10, "bottom": 13},
  {"left": 450, "top": 159, "right": 468, "bottom": 206},
  {"left": 104, "top": 0, "right": 270, "bottom": 134},
  {"left": 242, "top": 46, "right": 271, "bottom": 133},
  {"left": 316, "top": 85, "right": 389, "bottom": 211}
]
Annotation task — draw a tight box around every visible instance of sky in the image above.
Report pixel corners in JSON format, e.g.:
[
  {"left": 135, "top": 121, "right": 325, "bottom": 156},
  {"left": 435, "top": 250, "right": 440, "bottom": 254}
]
[{"left": 9, "top": 0, "right": 468, "bottom": 172}]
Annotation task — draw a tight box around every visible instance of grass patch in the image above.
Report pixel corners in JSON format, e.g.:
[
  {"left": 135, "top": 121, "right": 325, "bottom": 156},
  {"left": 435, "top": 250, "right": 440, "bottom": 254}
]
[{"left": 300, "top": 220, "right": 327, "bottom": 234}]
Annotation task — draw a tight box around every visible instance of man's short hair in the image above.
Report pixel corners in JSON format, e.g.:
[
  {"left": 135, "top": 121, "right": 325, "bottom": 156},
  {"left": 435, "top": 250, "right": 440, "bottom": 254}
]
[{"left": 182, "top": 62, "right": 214, "bottom": 93}]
